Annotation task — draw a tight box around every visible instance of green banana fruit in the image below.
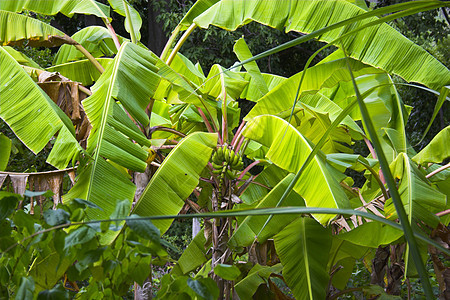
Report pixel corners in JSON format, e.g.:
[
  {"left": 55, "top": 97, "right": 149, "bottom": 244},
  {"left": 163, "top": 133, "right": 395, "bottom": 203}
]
[
  {"left": 212, "top": 162, "right": 223, "bottom": 169},
  {"left": 217, "top": 147, "right": 224, "bottom": 161},
  {"left": 212, "top": 152, "right": 221, "bottom": 165},
  {"left": 224, "top": 147, "right": 230, "bottom": 163}
]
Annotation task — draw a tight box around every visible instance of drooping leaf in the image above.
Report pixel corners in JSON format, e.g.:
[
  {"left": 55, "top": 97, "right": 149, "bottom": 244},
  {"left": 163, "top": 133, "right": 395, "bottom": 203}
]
[
  {"left": 0, "top": 0, "right": 110, "bottom": 20},
  {"left": 133, "top": 132, "right": 217, "bottom": 234},
  {"left": 171, "top": 228, "right": 208, "bottom": 275},
  {"left": 274, "top": 217, "right": 331, "bottom": 300},
  {"left": 47, "top": 58, "right": 113, "bottom": 86},
  {"left": 385, "top": 153, "right": 446, "bottom": 227},
  {"left": 53, "top": 26, "right": 126, "bottom": 65},
  {"left": 0, "top": 46, "right": 82, "bottom": 169},
  {"left": 240, "top": 72, "right": 286, "bottom": 102},
  {"left": 177, "top": 0, "right": 220, "bottom": 31},
  {"left": 245, "top": 57, "right": 383, "bottom": 120},
  {"left": 413, "top": 125, "right": 450, "bottom": 164},
  {"left": 0, "top": 10, "right": 66, "bottom": 47},
  {"left": 64, "top": 42, "right": 160, "bottom": 223},
  {"left": 126, "top": 214, "right": 160, "bottom": 244},
  {"left": 194, "top": 0, "right": 450, "bottom": 90},
  {"left": 243, "top": 115, "right": 349, "bottom": 224}
]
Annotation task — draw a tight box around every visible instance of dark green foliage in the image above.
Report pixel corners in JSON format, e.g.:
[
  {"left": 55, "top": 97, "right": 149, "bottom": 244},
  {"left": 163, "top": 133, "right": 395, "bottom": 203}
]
[{"left": 0, "top": 192, "right": 168, "bottom": 299}]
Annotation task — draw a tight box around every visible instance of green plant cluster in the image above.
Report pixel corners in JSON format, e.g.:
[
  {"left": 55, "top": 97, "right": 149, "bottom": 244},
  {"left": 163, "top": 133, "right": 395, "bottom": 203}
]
[{"left": 0, "top": 193, "right": 167, "bottom": 299}]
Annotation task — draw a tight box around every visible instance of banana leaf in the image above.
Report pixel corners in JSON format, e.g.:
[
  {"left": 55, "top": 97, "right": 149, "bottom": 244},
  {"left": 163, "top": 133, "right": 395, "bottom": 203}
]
[
  {"left": 274, "top": 217, "right": 331, "bottom": 300},
  {"left": 193, "top": 0, "right": 450, "bottom": 90},
  {"left": 289, "top": 103, "right": 354, "bottom": 154},
  {"left": 0, "top": 46, "right": 82, "bottom": 169},
  {"left": 63, "top": 42, "right": 160, "bottom": 220},
  {"left": 413, "top": 125, "right": 450, "bottom": 164},
  {"left": 107, "top": 0, "right": 141, "bottom": 42},
  {"left": 243, "top": 115, "right": 349, "bottom": 224},
  {"left": 1, "top": 45, "right": 41, "bottom": 68},
  {"left": 0, "top": 10, "right": 66, "bottom": 47},
  {"left": 47, "top": 58, "right": 113, "bottom": 86},
  {"left": 170, "top": 228, "right": 209, "bottom": 276},
  {"left": 233, "top": 38, "right": 268, "bottom": 99},
  {"left": 229, "top": 173, "right": 305, "bottom": 248},
  {"left": 53, "top": 26, "right": 127, "bottom": 65},
  {"left": 239, "top": 72, "right": 286, "bottom": 102},
  {"left": 177, "top": 0, "right": 220, "bottom": 31},
  {"left": 245, "top": 57, "right": 383, "bottom": 120},
  {"left": 133, "top": 132, "right": 217, "bottom": 234},
  {"left": 0, "top": 133, "right": 11, "bottom": 171},
  {"left": 201, "top": 64, "right": 248, "bottom": 100},
  {"left": 0, "top": 0, "right": 110, "bottom": 20},
  {"left": 385, "top": 153, "right": 446, "bottom": 227}
]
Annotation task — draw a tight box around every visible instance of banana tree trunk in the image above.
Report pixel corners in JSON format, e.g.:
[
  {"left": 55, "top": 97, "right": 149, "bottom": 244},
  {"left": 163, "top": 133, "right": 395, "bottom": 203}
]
[{"left": 134, "top": 167, "right": 153, "bottom": 300}]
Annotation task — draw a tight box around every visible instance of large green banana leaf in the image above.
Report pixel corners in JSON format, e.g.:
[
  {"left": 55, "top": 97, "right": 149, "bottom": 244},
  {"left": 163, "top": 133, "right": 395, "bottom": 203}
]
[
  {"left": 385, "top": 153, "right": 446, "bottom": 226},
  {"left": 193, "top": 0, "right": 450, "bottom": 90},
  {"left": 274, "top": 217, "right": 331, "bottom": 300},
  {"left": 245, "top": 57, "right": 383, "bottom": 120},
  {"left": 239, "top": 164, "right": 288, "bottom": 205},
  {"left": 0, "top": 0, "right": 110, "bottom": 19},
  {"left": 201, "top": 64, "right": 248, "bottom": 100},
  {"left": 239, "top": 72, "right": 286, "bottom": 102},
  {"left": 233, "top": 38, "right": 268, "bottom": 99},
  {"left": 47, "top": 58, "right": 113, "bottom": 86},
  {"left": 0, "top": 10, "right": 66, "bottom": 47},
  {"left": 171, "top": 228, "right": 209, "bottom": 276},
  {"left": 289, "top": 102, "right": 355, "bottom": 154},
  {"left": 63, "top": 42, "right": 160, "bottom": 220},
  {"left": 413, "top": 125, "right": 450, "bottom": 164},
  {"left": 0, "top": 46, "right": 82, "bottom": 169},
  {"left": 177, "top": 0, "right": 219, "bottom": 31},
  {"left": 133, "top": 132, "right": 217, "bottom": 234},
  {"left": 336, "top": 222, "right": 404, "bottom": 248},
  {"left": 1, "top": 45, "right": 41, "bottom": 68},
  {"left": 229, "top": 173, "right": 305, "bottom": 248},
  {"left": 107, "top": 0, "right": 141, "bottom": 42},
  {"left": 243, "top": 115, "right": 349, "bottom": 224},
  {"left": 53, "top": 26, "right": 126, "bottom": 65}
]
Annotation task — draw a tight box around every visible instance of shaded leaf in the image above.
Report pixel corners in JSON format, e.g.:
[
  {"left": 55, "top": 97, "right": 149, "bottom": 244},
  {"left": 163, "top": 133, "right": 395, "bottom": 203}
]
[
  {"left": 64, "top": 226, "right": 96, "bottom": 250},
  {"left": 15, "top": 277, "right": 34, "bottom": 300},
  {"left": 187, "top": 277, "right": 219, "bottom": 300},
  {"left": 44, "top": 209, "right": 70, "bottom": 226},
  {"left": 213, "top": 264, "right": 241, "bottom": 281},
  {"left": 126, "top": 214, "right": 160, "bottom": 244},
  {"left": 274, "top": 218, "right": 331, "bottom": 300}
]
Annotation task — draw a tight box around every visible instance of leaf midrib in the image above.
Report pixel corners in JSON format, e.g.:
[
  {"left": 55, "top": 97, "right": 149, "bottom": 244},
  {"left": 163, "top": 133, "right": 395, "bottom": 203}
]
[{"left": 86, "top": 42, "right": 126, "bottom": 201}]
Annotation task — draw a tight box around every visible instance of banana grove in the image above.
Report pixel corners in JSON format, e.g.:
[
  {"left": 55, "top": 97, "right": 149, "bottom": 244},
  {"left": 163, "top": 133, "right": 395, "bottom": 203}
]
[{"left": 0, "top": 0, "right": 449, "bottom": 299}]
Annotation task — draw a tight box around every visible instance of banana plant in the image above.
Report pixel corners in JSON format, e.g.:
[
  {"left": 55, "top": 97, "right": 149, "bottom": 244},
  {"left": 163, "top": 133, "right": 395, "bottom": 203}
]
[{"left": 1, "top": 0, "right": 449, "bottom": 299}]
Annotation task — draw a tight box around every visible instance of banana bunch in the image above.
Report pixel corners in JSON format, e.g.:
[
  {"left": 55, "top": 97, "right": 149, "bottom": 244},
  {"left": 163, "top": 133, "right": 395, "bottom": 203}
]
[{"left": 211, "top": 145, "right": 243, "bottom": 179}]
